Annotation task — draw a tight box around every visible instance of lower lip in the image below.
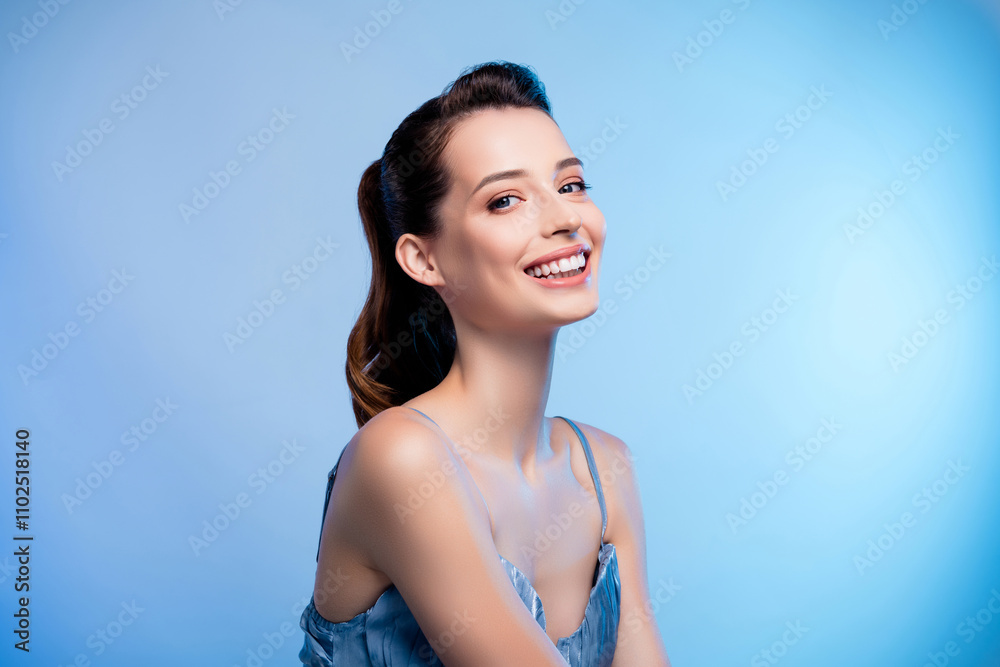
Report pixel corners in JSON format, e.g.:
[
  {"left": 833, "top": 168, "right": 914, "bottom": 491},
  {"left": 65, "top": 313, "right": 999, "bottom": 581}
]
[{"left": 524, "top": 256, "right": 592, "bottom": 287}]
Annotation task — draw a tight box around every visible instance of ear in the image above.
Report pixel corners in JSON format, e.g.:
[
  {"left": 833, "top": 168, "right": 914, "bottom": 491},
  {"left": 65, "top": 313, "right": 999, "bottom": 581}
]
[{"left": 395, "top": 233, "right": 445, "bottom": 288}]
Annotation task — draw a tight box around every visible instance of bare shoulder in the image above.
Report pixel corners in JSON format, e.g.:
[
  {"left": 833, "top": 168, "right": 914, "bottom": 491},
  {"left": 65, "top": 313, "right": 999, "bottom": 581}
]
[
  {"left": 562, "top": 419, "right": 643, "bottom": 543},
  {"left": 326, "top": 406, "right": 571, "bottom": 665},
  {"left": 333, "top": 406, "right": 467, "bottom": 523},
  {"left": 344, "top": 406, "right": 455, "bottom": 486},
  {"left": 567, "top": 419, "right": 636, "bottom": 485},
  {"left": 330, "top": 406, "right": 489, "bottom": 571},
  {"left": 558, "top": 419, "right": 672, "bottom": 665}
]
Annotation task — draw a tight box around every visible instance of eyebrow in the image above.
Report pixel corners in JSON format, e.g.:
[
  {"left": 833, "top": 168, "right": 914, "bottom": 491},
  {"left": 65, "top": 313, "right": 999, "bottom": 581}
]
[{"left": 470, "top": 157, "right": 583, "bottom": 197}]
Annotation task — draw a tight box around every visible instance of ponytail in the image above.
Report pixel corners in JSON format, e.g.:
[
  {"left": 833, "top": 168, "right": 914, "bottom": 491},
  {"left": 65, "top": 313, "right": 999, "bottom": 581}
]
[
  {"left": 345, "top": 61, "right": 552, "bottom": 428},
  {"left": 345, "top": 159, "right": 457, "bottom": 427}
]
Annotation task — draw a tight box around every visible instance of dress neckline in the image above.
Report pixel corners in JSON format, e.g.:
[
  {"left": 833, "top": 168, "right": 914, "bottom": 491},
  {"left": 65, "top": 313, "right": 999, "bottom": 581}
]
[
  {"left": 308, "top": 406, "right": 618, "bottom": 643},
  {"left": 404, "top": 407, "right": 610, "bottom": 543},
  {"left": 498, "top": 542, "right": 618, "bottom": 644},
  {"left": 307, "top": 542, "right": 619, "bottom": 647},
  {"left": 400, "top": 405, "right": 616, "bottom": 644}
]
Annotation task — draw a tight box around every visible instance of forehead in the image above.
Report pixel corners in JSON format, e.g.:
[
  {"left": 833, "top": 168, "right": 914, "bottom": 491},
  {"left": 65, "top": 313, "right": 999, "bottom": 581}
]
[{"left": 441, "top": 107, "right": 572, "bottom": 190}]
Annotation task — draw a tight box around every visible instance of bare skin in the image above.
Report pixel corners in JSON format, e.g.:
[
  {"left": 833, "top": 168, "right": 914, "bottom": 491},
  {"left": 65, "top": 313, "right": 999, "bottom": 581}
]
[{"left": 312, "top": 107, "right": 670, "bottom": 666}]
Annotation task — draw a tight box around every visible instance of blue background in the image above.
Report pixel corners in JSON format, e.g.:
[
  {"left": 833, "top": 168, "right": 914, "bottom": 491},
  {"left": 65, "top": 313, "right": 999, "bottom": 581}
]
[{"left": 2, "top": 0, "right": 999, "bottom": 665}]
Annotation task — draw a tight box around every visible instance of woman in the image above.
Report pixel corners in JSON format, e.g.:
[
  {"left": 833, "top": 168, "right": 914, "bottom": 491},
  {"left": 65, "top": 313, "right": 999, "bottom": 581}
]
[{"left": 299, "top": 61, "right": 670, "bottom": 667}]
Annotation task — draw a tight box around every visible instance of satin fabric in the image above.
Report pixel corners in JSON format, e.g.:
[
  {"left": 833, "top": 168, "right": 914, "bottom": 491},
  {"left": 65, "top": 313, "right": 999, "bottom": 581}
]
[{"left": 299, "top": 412, "right": 620, "bottom": 666}]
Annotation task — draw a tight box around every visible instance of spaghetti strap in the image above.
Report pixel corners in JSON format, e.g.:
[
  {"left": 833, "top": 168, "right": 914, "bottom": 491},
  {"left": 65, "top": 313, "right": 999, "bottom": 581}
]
[
  {"left": 315, "top": 446, "right": 348, "bottom": 562},
  {"left": 405, "top": 406, "right": 441, "bottom": 429},
  {"left": 556, "top": 416, "right": 608, "bottom": 544},
  {"left": 405, "top": 407, "right": 607, "bottom": 543},
  {"left": 313, "top": 405, "right": 436, "bottom": 562},
  {"left": 302, "top": 412, "right": 622, "bottom": 666}
]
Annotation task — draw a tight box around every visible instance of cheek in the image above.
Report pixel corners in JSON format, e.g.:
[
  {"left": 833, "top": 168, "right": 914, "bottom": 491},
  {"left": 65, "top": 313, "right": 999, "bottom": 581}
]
[
  {"left": 446, "top": 241, "right": 516, "bottom": 299},
  {"left": 586, "top": 215, "right": 607, "bottom": 251}
]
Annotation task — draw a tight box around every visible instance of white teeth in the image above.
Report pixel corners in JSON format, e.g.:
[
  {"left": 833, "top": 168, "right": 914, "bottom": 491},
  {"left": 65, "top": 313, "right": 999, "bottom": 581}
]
[{"left": 524, "top": 251, "right": 588, "bottom": 277}]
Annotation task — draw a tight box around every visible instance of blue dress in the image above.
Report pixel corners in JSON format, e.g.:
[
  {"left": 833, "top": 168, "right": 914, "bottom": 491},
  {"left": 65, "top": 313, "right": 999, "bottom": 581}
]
[{"left": 299, "top": 408, "right": 621, "bottom": 666}]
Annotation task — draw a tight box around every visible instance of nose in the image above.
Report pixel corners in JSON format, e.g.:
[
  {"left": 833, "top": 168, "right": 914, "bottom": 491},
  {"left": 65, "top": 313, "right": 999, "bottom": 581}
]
[{"left": 534, "top": 188, "right": 582, "bottom": 237}]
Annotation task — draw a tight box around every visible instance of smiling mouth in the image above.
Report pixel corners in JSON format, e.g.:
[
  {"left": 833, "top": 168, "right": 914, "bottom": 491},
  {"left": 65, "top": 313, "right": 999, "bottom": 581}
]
[{"left": 523, "top": 250, "right": 589, "bottom": 279}]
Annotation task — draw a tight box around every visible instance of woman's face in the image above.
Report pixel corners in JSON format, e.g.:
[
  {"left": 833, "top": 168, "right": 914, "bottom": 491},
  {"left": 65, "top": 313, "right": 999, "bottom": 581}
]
[{"left": 413, "top": 106, "right": 605, "bottom": 334}]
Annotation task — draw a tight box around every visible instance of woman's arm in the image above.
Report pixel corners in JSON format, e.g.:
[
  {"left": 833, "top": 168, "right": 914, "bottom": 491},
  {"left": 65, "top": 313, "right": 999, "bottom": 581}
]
[
  {"left": 584, "top": 426, "right": 672, "bottom": 667},
  {"left": 325, "top": 408, "right": 571, "bottom": 667}
]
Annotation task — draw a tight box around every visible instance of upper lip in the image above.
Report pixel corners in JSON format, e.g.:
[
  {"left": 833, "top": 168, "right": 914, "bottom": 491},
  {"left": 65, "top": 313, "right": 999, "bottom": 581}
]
[{"left": 524, "top": 243, "right": 591, "bottom": 270}]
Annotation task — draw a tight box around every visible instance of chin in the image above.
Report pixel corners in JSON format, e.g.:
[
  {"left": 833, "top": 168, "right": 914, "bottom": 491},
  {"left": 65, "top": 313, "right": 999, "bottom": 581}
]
[{"left": 558, "top": 293, "right": 602, "bottom": 325}]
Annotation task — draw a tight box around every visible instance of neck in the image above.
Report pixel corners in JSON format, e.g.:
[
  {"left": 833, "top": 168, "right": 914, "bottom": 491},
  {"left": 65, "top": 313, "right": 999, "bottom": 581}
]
[{"left": 420, "top": 322, "right": 557, "bottom": 478}]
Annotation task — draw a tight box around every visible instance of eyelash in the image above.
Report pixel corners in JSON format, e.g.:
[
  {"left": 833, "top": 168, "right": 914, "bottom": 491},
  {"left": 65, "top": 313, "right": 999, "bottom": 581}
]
[{"left": 487, "top": 180, "right": 592, "bottom": 213}]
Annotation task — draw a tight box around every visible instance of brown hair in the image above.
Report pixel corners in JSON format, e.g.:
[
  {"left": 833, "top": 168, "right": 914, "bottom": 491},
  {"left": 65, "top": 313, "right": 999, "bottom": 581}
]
[{"left": 346, "top": 61, "right": 553, "bottom": 428}]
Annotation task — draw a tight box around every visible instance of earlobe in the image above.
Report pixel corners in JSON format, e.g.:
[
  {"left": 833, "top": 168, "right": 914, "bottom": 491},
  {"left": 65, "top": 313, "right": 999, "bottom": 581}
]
[{"left": 395, "top": 234, "right": 443, "bottom": 287}]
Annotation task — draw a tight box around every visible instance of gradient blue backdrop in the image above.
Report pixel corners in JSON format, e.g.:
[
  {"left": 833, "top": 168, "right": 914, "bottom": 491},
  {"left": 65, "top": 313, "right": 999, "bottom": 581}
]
[{"left": 2, "top": 0, "right": 999, "bottom": 665}]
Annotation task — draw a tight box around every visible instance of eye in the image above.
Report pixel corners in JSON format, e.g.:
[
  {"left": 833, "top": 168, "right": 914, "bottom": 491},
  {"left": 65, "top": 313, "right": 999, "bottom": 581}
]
[
  {"left": 560, "top": 180, "right": 592, "bottom": 194},
  {"left": 487, "top": 193, "right": 523, "bottom": 212}
]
